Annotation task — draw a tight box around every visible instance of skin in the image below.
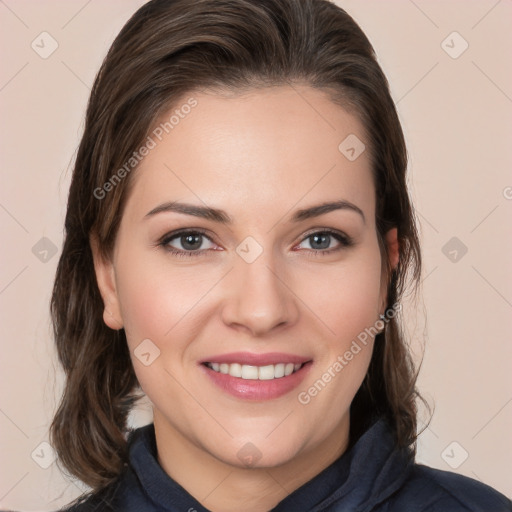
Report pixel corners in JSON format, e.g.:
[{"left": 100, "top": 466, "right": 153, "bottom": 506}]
[{"left": 92, "top": 84, "right": 399, "bottom": 512}]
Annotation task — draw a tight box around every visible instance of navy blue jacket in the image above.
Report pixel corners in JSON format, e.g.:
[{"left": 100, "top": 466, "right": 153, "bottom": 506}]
[{"left": 60, "top": 419, "right": 511, "bottom": 511}]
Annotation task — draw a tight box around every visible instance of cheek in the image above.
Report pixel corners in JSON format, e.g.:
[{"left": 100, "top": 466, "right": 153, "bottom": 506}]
[
  {"left": 294, "top": 249, "right": 382, "bottom": 437},
  {"left": 295, "top": 240, "right": 382, "bottom": 405},
  {"left": 114, "top": 247, "right": 213, "bottom": 347},
  {"left": 298, "top": 242, "right": 383, "bottom": 343},
  {"left": 113, "top": 251, "right": 213, "bottom": 397}
]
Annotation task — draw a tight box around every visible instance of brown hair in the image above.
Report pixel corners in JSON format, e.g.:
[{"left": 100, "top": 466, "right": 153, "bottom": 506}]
[{"left": 50, "top": 0, "right": 422, "bottom": 495}]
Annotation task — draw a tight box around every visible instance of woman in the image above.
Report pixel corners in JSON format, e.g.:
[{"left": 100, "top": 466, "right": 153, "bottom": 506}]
[{"left": 48, "top": 0, "right": 511, "bottom": 511}]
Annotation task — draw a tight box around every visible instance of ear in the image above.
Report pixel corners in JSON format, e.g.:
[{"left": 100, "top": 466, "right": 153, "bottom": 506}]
[
  {"left": 90, "top": 234, "right": 124, "bottom": 330},
  {"left": 379, "top": 227, "right": 400, "bottom": 314}
]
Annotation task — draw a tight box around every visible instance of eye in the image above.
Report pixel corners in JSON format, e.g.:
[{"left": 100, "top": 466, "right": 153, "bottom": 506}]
[
  {"left": 296, "top": 229, "right": 353, "bottom": 255},
  {"left": 158, "top": 228, "right": 353, "bottom": 259},
  {"left": 159, "top": 229, "right": 217, "bottom": 258}
]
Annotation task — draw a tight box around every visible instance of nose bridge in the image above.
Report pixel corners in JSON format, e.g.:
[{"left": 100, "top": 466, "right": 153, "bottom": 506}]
[{"left": 221, "top": 241, "right": 297, "bottom": 335}]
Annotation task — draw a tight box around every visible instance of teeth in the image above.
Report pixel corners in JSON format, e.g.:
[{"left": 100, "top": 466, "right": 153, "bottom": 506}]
[
  {"left": 242, "top": 365, "right": 259, "bottom": 379},
  {"left": 229, "top": 363, "right": 242, "bottom": 377},
  {"left": 206, "top": 362, "right": 304, "bottom": 380},
  {"left": 258, "top": 365, "right": 274, "bottom": 380},
  {"left": 274, "top": 363, "right": 285, "bottom": 378}
]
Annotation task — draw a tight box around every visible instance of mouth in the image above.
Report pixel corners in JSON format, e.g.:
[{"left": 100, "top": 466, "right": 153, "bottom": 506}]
[
  {"left": 199, "top": 353, "right": 313, "bottom": 401},
  {"left": 203, "top": 361, "right": 305, "bottom": 380}
]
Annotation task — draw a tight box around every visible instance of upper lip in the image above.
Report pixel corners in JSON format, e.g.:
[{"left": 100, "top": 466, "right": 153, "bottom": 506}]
[{"left": 201, "top": 352, "right": 312, "bottom": 366}]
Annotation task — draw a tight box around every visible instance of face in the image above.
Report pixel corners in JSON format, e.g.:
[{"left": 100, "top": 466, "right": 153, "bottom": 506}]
[{"left": 93, "top": 84, "right": 398, "bottom": 470}]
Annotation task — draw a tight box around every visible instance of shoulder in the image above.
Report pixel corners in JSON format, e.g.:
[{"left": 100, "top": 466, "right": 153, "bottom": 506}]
[{"left": 390, "top": 463, "right": 512, "bottom": 512}]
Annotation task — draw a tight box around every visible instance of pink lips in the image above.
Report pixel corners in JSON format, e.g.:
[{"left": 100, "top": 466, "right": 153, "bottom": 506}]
[{"left": 199, "top": 352, "right": 313, "bottom": 401}]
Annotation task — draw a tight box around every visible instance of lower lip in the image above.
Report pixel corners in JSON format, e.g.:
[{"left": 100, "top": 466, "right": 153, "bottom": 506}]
[{"left": 200, "top": 362, "right": 313, "bottom": 401}]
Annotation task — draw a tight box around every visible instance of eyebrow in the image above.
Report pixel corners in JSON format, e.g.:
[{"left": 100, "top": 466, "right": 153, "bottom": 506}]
[{"left": 144, "top": 199, "right": 365, "bottom": 224}]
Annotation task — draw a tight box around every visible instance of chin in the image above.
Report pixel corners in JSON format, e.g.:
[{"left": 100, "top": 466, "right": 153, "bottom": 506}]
[
  {"left": 206, "top": 430, "right": 306, "bottom": 470},
  {"left": 224, "top": 444, "right": 300, "bottom": 470}
]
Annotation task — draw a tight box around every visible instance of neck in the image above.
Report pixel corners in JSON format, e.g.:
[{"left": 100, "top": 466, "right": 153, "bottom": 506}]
[{"left": 154, "top": 411, "right": 349, "bottom": 512}]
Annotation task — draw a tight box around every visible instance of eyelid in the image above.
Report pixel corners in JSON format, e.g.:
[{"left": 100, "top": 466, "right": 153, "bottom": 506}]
[
  {"left": 157, "top": 227, "right": 217, "bottom": 248},
  {"left": 299, "top": 226, "right": 351, "bottom": 242},
  {"left": 157, "top": 226, "right": 354, "bottom": 257},
  {"left": 293, "top": 227, "right": 353, "bottom": 250}
]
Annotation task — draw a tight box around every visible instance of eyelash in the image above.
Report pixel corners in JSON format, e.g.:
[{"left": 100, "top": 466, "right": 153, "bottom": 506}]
[{"left": 157, "top": 228, "right": 354, "bottom": 259}]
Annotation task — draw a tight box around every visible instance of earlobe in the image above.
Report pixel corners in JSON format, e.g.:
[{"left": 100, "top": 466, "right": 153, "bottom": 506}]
[
  {"left": 89, "top": 234, "right": 124, "bottom": 330},
  {"left": 103, "top": 308, "right": 124, "bottom": 331}
]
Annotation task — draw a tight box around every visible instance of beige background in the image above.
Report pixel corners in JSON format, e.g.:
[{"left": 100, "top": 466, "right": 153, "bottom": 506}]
[{"left": 1, "top": 1, "right": 511, "bottom": 510}]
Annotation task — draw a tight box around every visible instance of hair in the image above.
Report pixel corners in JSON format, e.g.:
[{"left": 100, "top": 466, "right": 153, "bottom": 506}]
[{"left": 50, "top": 0, "right": 423, "bottom": 496}]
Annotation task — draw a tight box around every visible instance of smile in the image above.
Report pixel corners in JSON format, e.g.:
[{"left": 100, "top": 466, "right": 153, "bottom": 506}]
[
  {"left": 204, "top": 362, "right": 303, "bottom": 380},
  {"left": 200, "top": 358, "right": 313, "bottom": 401}
]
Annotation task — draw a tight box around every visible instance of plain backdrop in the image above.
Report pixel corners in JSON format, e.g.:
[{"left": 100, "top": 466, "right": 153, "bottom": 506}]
[{"left": 0, "top": 1, "right": 511, "bottom": 510}]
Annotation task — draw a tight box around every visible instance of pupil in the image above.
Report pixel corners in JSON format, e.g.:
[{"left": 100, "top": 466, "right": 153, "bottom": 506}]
[
  {"left": 182, "top": 233, "right": 202, "bottom": 250},
  {"left": 312, "top": 233, "right": 329, "bottom": 250}
]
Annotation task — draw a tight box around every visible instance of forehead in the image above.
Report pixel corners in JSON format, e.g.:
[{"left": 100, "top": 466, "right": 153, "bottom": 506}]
[{"left": 124, "top": 85, "right": 375, "bottom": 224}]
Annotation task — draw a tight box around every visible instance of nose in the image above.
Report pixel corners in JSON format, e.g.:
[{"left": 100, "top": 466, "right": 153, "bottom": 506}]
[{"left": 220, "top": 250, "right": 299, "bottom": 337}]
